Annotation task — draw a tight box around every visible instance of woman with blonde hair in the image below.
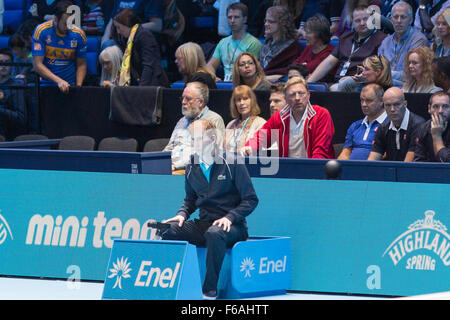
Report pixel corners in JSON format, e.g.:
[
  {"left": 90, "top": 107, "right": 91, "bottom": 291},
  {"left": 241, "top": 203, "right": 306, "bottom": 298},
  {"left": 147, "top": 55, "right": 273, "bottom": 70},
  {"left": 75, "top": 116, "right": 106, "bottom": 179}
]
[
  {"left": 430, "top": 8, "right": 450, "bottom": 58},
  {"left": 224, "top": 85, "right": 266, "bottom": 153},
  {"left": 403, "top": 46, "right": 442, "bottom": 93},
  {"left": 338, "top": 54, "right": 393, "bottom": 92},
  {"left": 174, "top": 42, "right": 217, "bottom": 89},
  {"left": 232, "top": 52, "right": 271, "bottom": 91},
  {"left": 98, "top": 45, "right": 123, "bottom": 87}
]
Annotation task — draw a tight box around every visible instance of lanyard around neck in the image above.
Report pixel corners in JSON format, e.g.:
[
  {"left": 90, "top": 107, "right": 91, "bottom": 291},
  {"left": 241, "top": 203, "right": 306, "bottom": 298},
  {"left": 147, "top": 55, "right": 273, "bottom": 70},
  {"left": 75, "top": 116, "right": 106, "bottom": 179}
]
[{"left": 233, "top": 116, "right": 250, "bottom": 151}]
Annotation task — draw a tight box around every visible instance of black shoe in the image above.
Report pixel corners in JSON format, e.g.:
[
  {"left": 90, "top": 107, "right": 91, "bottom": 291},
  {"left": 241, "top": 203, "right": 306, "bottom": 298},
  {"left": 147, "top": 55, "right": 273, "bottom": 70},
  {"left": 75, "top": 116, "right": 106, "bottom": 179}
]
[{"left": 202, "top": 290, "right": 217, "bottom": 300}]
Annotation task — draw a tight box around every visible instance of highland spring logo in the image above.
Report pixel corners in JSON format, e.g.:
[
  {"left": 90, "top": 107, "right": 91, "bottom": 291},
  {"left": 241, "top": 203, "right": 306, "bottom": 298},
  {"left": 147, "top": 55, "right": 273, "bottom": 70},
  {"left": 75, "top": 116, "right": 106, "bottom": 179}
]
[
  {"left": 0, "top": 213, "right": 13, "bottom": 245},
  {"left": 382, "top": 210, "right": 450, "bottom": 271}
]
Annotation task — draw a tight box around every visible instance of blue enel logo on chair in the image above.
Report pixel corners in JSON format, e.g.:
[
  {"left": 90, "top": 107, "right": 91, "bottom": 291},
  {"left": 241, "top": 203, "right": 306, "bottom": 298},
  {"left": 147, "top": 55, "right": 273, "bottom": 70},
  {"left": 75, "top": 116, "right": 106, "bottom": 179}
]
[
  {"left": 102, "top": 237, "right": 291, "bottom": 299},
  {"left": 102, "top": 239, "right": 203, "bottom": 300}
]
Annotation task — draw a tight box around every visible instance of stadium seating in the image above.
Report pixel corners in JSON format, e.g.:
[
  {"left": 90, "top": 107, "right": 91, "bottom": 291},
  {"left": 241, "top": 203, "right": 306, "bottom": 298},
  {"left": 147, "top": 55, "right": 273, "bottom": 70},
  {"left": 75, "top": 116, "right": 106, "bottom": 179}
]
[{"left": 3, "top": 0, "right": 28, "bottom": 32}]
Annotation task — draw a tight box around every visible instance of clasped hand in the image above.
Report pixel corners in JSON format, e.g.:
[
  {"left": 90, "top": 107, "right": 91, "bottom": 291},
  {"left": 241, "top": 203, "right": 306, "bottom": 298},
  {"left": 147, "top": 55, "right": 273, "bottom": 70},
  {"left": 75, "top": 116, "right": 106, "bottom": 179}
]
[{"left": 163, "top": 215, "right": 232, "bottom": 232}]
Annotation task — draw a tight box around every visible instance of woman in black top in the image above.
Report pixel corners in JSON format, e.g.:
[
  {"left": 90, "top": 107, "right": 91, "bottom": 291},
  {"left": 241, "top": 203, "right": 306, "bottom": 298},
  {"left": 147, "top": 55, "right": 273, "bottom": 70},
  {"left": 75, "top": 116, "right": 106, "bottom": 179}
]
[{"left": 113, "top": 8, "right": 169, "bottom": 87}]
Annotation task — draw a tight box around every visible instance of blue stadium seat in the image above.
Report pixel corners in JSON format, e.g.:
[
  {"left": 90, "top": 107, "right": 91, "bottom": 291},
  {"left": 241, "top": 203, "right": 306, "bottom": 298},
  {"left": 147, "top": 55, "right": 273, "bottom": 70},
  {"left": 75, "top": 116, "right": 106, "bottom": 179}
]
[
  {"left": 307, "top": 82, "right": 328, "bottom": 92},
  {"left": 216, "top": 81, "right": 233, "bottom": 90},
  {"left": 330, "top": 38, "right": 339, "bottom": 47},
  {"left": 170, "top": 81, "right": 185, "bottom": 89},
  {"left": 189, "top": 17, "right": 217, "bottom": 29},
  {"left": 86, "top": 36, "right": 100, "bottom": 75},
  {"left": 0, "top": 36, "right": 10, "bottom": 48},
  {"left": 4, "top": 0, "right": 27, "bottom": 32}
]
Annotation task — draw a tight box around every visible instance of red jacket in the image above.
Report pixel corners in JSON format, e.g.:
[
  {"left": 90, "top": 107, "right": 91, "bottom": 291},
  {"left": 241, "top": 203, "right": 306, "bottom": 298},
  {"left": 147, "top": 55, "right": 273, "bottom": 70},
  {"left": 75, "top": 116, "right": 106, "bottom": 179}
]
[{"left": 245, "top": 104, "right": 335, "bottom": 159}]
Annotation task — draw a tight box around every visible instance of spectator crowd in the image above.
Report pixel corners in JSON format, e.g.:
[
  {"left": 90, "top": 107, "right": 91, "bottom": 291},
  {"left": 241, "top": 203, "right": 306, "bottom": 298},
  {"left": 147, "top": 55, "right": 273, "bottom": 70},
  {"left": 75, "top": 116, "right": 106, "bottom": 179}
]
[{"left": 0, "top": 0, "right": 448, "bottom": 166}]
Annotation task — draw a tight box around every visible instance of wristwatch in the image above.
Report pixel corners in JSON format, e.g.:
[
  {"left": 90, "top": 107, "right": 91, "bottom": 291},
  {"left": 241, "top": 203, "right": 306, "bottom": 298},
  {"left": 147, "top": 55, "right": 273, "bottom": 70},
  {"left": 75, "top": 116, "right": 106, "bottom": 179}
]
[{"left": 419, "top": 4, "right": 427, "bottom": 10}]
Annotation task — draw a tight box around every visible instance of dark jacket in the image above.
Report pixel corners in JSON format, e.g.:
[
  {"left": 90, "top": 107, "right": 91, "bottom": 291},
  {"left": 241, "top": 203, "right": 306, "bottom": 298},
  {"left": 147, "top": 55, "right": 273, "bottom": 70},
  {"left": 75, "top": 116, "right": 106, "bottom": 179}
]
[
  {"left": 130, "top": 25, "right": 169, "bottom": 87},
  {"left": 177, "top": 153, "right": 258, "bottom": 225},
  {"left": 414, "top": 119, "right": 450, "bottom": 163},
  {"left": 263, "top": 39, "right": 303, "bottom": 76}
]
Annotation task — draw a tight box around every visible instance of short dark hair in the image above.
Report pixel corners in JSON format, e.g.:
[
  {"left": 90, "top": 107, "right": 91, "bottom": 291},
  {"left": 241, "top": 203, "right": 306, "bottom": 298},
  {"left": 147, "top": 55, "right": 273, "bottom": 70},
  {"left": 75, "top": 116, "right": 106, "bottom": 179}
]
[
  {"left": 428, "top": 91, "right": 450, "bottom": 105},
  {"left": 55, "top": 0, "right": 74, "bottom": 20},
  {"left": 435, "top": 56, "right": 450, "bottom": 79},
  {"left": 227, "top": 2, "right": 248, "bottom": 18},
  {"left": 114, "top": 8, "right": 141, "bottom": 27},
  {"left": 0, "top": 48, "right": 13, "bottom": 61},
  {"left": 8, "top": 32, "right": 26, "bottom": 49},
  {"left": 287, "top": 62, "right": 309, "bottom": 78},
  {"left": 305, "top": 14, "right": 331, "bottom": 45}
]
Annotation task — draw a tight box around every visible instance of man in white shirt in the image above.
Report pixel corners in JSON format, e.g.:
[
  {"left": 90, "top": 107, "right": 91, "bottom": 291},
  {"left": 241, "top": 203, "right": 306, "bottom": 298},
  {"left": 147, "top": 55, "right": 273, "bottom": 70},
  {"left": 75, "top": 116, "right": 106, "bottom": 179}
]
[{"left": 163, "top": 81, "right": 225, "bottom": 171}]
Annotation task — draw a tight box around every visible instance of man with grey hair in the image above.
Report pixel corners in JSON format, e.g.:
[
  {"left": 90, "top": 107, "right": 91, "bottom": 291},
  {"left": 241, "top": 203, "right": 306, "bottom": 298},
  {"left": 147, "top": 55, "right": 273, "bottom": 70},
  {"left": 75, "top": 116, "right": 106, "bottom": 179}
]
[
  {"left": 164, "top": 81, "right": 225, "bottom": 171},
  {"left": 378, "top": 1, "right": 428, "bottom": 86}
]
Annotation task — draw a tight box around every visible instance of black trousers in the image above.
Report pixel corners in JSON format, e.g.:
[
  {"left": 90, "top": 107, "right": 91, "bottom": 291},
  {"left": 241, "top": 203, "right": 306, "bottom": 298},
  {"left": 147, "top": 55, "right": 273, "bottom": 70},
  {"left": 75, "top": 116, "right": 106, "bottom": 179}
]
[{"left": 162, "top": 219, "right": 248, "bottom": 293}]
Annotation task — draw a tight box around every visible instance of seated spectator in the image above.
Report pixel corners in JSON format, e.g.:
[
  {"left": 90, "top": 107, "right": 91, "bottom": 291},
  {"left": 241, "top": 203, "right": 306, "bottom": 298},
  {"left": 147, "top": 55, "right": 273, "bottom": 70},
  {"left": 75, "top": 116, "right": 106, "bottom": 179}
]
[
  {"left": 378, "top": 1, "right": 429, "bottom": 87},
  {"left": 432, "top": 56, "right": 450, "bottom": 93},
  {"left": 293, "top": 14, "right": 335, "bottom": 82},
  {"left": 224, "top": 85, "right": 266, "bottom": 153},
  {"left": 269, "top": 83, "right": 287, "bottom": 115},
  {"left": 381, "top": 0, "right": 418, "bottom": 19},
  {"left": 163, "top": 81, "right": 225, "bottom": 171},
  {"left": 175, "top": 42, "right": 216, "bottom": 89},
  {"left": 414, "top": 0, "right": 450, "bottom": 39},
  {"left": 98, "top": 45, "right": 123, "bottom": 87},
  {"left": 430, "top": 8, "right": 450, "bottom": 57},
  {"left": 402, "top": 46, "right": 442, "bottom": 93},
  {"left": 242, "top": 76, "right": 335, "bottom": 159},
  {"left": 232, "top": 52, "right": 272, "bottom": 91},
  {"left": 286, "top": 62, "right": 309, "bottom": 80},
  {"left": 8, "top": 33, "right": 33, "bottom": 82},
  {"left": 368, "top": 87, "right": 425, "bottom": 161},
  {"left": 307, "top": 5, "right": 387, "bottom": 90},
  {"left": 415, "top": 91, "right": 450, "bottom": 162},
  {"left": 32, "top": 0, "right": 87, "bottom": 93},
  {"left": 0, "top": 48, "right": 27, "bottom": 140},
  {"left": 338, "top": 83, "right": 388, "bottom": 160},
  {"left": 206, "top": 2, "right": 261, "bottom": 82},
  {"left": 297, "top": 0, "right": 337, "bottom": 37},
  {"left": 81, "top": 0, "right": 105, "bottom": 35},
  {"left": 333, "top": 0, "right": 385, "bottom": 38},
  {"left": 113, "top": 8, "right": 169, "bottom": 87},
  {"left": 259, "top": 6, "right": 302, "bottom": 82},
  {"left": 337, "top": 54, "right": 393, "bottom": 92}
]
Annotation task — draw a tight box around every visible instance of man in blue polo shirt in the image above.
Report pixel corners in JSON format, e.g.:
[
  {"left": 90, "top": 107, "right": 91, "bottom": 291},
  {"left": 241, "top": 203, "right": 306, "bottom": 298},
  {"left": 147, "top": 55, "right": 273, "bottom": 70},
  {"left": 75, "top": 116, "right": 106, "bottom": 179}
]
[
  {"left": 338, "top": 84, "right": 388, "bottom": 160},
  {"left": 32, "top": 0, "right": 87, "bottom": 93}
]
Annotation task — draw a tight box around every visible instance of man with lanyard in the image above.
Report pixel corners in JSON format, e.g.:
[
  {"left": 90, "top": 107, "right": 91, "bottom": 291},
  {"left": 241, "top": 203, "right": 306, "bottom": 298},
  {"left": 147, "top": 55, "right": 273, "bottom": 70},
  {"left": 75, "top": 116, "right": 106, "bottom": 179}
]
[
  {"left": 307, "top": 5, "right": 386, "bottom": 89},
  {"left": 162, "top": 118, "right": 258, "bottom": 300},
  {"left": 163, "top": 81, "right": 225, "bottom": 172},
  {"left": 32, "top": 0, "right": 87, "bottom": 93},
  {"left": 206, "top": 2, "right": 261, "bottom": 81},
  {"left": 368, "top": 87, "right": 425, "bottom": 161},
  {"left": 378, "top": 1, "right": 428, "bottom": 87}
]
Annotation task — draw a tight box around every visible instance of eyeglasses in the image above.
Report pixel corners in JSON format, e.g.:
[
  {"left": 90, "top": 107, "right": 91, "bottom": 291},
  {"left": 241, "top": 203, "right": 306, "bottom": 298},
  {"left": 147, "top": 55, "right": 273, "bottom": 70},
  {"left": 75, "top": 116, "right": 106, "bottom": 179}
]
[
  {"left": 264, "top": 19, "right": 276, "bottom": 24},
  {"left": 238, "top": 60, "right": 254, "bottom": 67},
  {"left": 179, "top": 96, "right": 200, "bottom": 103}
]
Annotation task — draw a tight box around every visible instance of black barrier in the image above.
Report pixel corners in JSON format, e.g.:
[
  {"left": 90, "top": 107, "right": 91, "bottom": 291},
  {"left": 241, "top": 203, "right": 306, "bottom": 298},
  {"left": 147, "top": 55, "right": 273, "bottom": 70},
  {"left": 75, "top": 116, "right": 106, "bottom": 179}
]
[{"left": 40, "top": 86, "right": 432, "bottom": 151}]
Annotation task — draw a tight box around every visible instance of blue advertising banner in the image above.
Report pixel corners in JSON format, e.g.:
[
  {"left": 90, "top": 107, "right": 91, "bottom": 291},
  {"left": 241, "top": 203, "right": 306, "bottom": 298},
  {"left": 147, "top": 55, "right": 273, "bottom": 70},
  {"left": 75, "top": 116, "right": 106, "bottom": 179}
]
[
  {"left": 102, "top": 240, "right": 203, "bottom": 300},
  {"left": 0, "top": 168, "right": 449, "bottom": 296}
]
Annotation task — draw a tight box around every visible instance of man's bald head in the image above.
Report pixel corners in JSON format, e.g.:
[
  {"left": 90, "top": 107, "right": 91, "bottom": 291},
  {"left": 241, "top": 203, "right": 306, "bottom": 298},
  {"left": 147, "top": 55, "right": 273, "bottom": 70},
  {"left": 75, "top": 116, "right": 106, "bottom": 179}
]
[{"left": 383, "top": 87, "right": 407, "bottom": 127}]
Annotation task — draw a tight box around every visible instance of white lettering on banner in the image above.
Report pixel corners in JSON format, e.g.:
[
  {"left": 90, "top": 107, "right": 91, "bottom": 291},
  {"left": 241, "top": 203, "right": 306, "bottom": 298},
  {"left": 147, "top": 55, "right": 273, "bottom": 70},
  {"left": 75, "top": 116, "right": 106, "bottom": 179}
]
[
  {"left": 0, "top": 213, "right": 14, "bottom": 245},
  {"left": 25, "top": 211, "right": 156, "bottom": 248},
  {"left": 259, "top": 256, "right": 287, "bottom": 274},
  {"left": 382, "top": 210, "right": 450, "bottom": 270},
  {"left": 135, "top": 261, "right": 180, "bottom": 288}
]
